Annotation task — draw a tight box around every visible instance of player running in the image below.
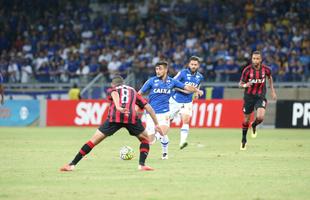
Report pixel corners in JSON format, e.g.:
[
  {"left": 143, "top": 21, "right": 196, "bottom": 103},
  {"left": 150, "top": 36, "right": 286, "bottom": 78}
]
[
  {"left": 239, "top": 51, "right": 277, "bottom": 150},
  {"left": 138, "top": 61, "right": 203, "bottom": 159},
  {"left": 169, "top": 56, "right": 204, "bottom": 149},
  {"left": 60, "top": 75, "right": 163, "bottom": 171}
]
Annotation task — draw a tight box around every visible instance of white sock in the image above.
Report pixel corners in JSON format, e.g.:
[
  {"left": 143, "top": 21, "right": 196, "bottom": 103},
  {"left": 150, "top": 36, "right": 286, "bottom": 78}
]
[
  {"left": 160, "top": 135, "right": 169, "bottom": 154},
  {"left": 149, "top": 132, "right": 162, "bottom": 145},
  {"left": 180, "top": 124, "right": 189, "bottom": 145},
  {"left": 155, "top": 132, "right": 162, "bottom": 140}
]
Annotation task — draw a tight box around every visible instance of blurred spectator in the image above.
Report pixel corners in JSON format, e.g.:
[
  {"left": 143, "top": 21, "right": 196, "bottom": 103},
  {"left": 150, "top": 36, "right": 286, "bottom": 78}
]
[
  {"left": 20, "top": 59, "right": 33, "bottom": 83},
  {"left": 214, "top": 58, "right": 226, "bottom": 82},
  {"left": 225, "top": 58, "right": 239, "bottom": 81},
  {"left": 68, "top": 83, "right": 81, "bottom": 100},
  {"left": 287, "top": 59, "right": 303, "bottom": 82},
  {"left": 0, "top": 0, "right": 308, "bottom": 86},
  {"left": 76, "top": 60, "right": 90, "bottom": 83},
  {"left": 36, "top": 62, "right": 50, "bottom": 83},
  {"left": 7, "top": 59, "right": 20, "bottom": 83},
  {"left": 66, "top": 54, "right": 80, "bottom": 83},
  {"left": 205, "top": 57, "right": 216, "bottom": 82},
  {"left": 108, "top": 56, "right": 121, "bottom": 80}
]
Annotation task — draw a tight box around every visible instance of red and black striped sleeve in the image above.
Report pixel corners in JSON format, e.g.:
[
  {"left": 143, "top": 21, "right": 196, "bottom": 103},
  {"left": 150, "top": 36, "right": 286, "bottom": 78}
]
[
  {"left": 136, "top": 94, "right": 148, "bottom": 109},
  {"left": 240, "top": 65, "right": 251, "bottom": 83},
  {"left": 107, "top": 87, "right": 117, "bottom": 101},
  {"left": 264, "top": 65, "right": 272, "bottom": 77}
]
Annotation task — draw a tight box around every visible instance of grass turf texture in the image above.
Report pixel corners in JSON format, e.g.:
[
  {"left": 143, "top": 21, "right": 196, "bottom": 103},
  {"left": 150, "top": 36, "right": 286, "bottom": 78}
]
[{"left": 0, "top": 127, "right": 309, "bottom": 200}]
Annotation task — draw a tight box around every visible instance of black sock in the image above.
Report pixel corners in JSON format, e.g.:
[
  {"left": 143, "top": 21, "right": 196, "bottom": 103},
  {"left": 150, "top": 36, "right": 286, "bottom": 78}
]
[
  {"left": 70, "top": 141, "right": 95, "bottom": 165},
  {"left": 252, "top": 118, "right": 263, "bottom": 127},
  {"left": 139, "top": 139, "right": 150, "bottom": 166},
  {"left": 242, "top": 122, "right": 249, "bottom": 143}
]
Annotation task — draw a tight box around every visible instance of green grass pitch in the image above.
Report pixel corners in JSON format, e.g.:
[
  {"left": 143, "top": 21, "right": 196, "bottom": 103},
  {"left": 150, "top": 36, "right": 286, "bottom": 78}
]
[{"left": 0, "top": 127, "right": 309, "bottom": 200}]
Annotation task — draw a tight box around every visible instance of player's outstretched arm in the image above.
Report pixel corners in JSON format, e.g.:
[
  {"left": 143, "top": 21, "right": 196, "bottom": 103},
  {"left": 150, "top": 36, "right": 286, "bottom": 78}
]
[
  {"left": 175, "top": 85, "right": 203, "bottom": 98},
  {"left": 144, "top": 104, "right": 164, "bottom": 136},
  {"left": 193, "top": 85, "right": 202, "bottom": 99},
  {"left": 268, "top": 76, "right": 277, "bottom": 100},
  {"left": 174, "top": 87, "right": 192, "bottom": 94},
  {"left": 111, "top": 91, "right": 129, "bottom": 113},
  {"left": 184, "top": 85, "right": 203, "bottom": 96}
]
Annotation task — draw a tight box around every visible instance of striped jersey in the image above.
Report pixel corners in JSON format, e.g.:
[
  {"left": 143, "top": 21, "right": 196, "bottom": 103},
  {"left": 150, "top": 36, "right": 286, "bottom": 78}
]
[
  {"left": 240, "top": 64, "right": 271, "bottom": 98},
  {"left": 107, "top": 85, "right": 147, "bottom": 124}
]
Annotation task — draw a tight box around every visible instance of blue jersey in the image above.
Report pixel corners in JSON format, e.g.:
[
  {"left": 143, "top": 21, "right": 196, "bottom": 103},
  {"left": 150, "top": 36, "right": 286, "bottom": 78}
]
[
  {"left": 172, "top": 68, "right": 204, "bottom": 103},
  {"left": 140, "top": 76, "right": 186, "bottom": 113}
]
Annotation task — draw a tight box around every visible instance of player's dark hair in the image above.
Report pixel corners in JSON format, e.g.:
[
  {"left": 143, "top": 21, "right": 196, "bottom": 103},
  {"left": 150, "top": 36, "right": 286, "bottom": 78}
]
[
  {"left": 252, "top": 51, "right": 262, "bottom": 57},
  {"left": 112, "top": 75, "right": 124, "bottom": 86},
  {"left": 155, "top": 61, "right": 168, "bottom": 68},
  {"left": 189, "top": 56, "right": 201, "bottom": 64}
]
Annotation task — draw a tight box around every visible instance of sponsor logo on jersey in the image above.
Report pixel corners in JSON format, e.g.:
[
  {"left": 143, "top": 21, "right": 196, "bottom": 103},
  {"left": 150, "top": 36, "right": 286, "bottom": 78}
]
[
  {"left": 185, "top": 81, "right": 198, "bottom": 87},
  {"left": 249, "top": 79, "right": 265, "bottom": 83},
  {"left": 153, "top": 88, "right": 171, "bottom": 94}
]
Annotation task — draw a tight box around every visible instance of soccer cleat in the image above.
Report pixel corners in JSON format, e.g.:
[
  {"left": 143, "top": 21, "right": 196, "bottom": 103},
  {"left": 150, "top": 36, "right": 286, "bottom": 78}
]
[
  {"left": 251, "top": 123, "right": 257, "bottom": 138},
  {"left": 162, "top": 153, "right": 168, "bottom": 160},
  {"left": 60, "top": 164, "right": 75, "bottom": 172},
  {"left": 138, "top": 165, "right": 154, "bottom": 171},
  {"left": 240, "top": 142, "right": 247, "bottom": 151},
  {"left": 179, "top": 142, "right": 188, "bottom": 150}
]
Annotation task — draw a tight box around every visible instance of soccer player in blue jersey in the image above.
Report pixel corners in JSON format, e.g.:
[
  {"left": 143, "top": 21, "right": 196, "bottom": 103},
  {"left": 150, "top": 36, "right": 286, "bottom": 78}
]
[
  {"left": 169, "top": 56, "right": 204, "bottom": 149},
  {"left": 0, "top": 72, "right": 4, "bottom": 105},
  {"left": 139, "top": 61, "right": 203, "bottom": 159}
]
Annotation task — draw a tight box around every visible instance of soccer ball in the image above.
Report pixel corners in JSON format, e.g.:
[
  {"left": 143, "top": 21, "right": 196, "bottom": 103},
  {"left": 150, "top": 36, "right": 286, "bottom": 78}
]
[{"left": 119, "top": 146, "right": 134, "bottom": 160}]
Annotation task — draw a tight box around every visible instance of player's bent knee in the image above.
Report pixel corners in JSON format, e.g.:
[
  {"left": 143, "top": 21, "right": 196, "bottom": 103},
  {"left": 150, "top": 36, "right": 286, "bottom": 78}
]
[
  {"left": 256, "top": 116, "right": 264, "bottom": 122},
  {"left": 91, "top": 130, "right": 107, "bottom": 145},
  {"left": 244, "top": 119, "right": 250, "bottom": 124},
  {"left": 182, "top": 118, "right": 190, "bottom": 124},
  {"left": 138, "top": 132, "right": 149, "bottom": 140}
]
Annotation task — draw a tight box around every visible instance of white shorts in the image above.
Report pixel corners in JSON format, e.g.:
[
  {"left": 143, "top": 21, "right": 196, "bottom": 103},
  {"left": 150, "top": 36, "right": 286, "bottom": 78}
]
[
  {"left": 146, "top": 112, "right": 170, "bottom": 135},
  {"left": 169, "top": 97, "right": 193, "bottom": 117}
]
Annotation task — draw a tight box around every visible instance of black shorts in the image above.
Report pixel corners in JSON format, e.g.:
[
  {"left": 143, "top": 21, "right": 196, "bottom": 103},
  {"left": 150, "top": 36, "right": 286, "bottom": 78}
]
[
  {"left": 98, "top": 119, "right": 145, "bottom": 137},
  {"left": 243, "top": 96, "right": 267, "bottom": 114}
]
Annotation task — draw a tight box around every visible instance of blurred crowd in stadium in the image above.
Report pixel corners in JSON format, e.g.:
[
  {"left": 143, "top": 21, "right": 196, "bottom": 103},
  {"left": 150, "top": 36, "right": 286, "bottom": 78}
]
[{"left": 0, "top": 0, "right": 309, "bottom": 87}]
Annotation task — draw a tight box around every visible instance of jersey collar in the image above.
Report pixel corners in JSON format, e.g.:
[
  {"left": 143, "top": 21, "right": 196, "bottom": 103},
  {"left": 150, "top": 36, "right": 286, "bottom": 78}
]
[
  {"left": 186, "top": 68, "right": 197, "bottom": 75},
  {"left": 156, "top": 74, "right": 171, "bottom": 82},
  {"left": 251, "top": 63, "right": 262, "bottom": 70}
]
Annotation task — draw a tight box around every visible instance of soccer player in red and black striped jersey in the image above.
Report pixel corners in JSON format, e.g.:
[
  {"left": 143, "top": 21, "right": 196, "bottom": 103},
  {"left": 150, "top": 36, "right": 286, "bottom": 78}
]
[
  {"left": 60, "top": 76, "right": 163, "bottom": 171},
  {"left": 239, "top": 51, "right": 277, "bottom": 150}
]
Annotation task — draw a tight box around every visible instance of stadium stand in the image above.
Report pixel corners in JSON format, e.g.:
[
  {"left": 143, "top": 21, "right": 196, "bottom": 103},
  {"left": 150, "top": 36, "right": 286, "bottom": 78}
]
[{"left": 0, "top": 0, "right": 309, "bottom": 92}]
